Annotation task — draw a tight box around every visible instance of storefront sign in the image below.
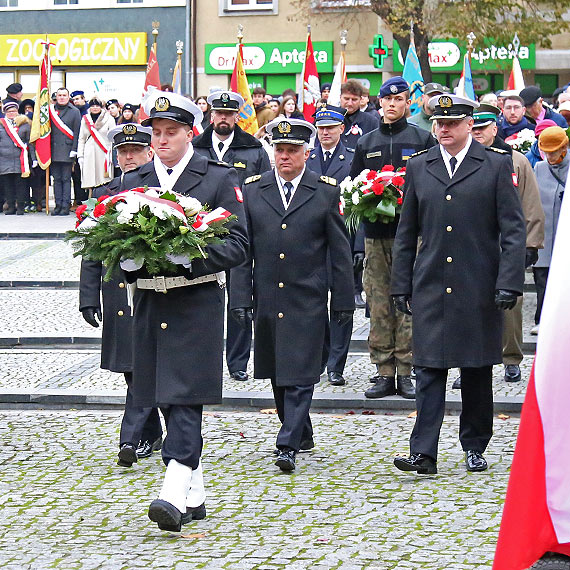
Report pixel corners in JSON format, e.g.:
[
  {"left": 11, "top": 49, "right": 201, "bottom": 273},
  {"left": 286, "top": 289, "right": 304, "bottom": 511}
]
[
  {"left": 205, "top": 42, "right": 334, "bottom": 75},
  {"left": 393, "top": 38, "right": 535, "bottom": 72},
  {"left": 0, "top": 33, "right": 147, "bottom": 67},
  {"left": 368, "top": 35, "right": 388, "bottom": 69}
]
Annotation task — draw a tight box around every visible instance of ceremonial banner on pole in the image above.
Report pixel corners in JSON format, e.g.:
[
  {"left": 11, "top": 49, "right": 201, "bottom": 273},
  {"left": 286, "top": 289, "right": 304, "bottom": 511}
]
[
  {"left": 139, "top": 44, "right": 161, "bottom": 122},
  {"left": 172, "top": 55, "right": 182, "bottom": 95},
  {"left": 493, "top": 171, "right": 570, "bottom": 570},
  {"left": 328, "top": 50, "right": 346, "bottom": 107},
  {"left": 30, "top": 42, "right": 52, "bottom": 169},
  {"left": 507, "top": 55, "right": 525, "bottom": 92},
  {"left": 230, "top": 43, "right": 258, "bottom": 135},
  {"left": 402, "top": 39, "right": 424, "bottom": 115},
  {"left": 456, "top": 52, "right": 476, "bottom": 101},
  {"left": 300, "top": 31, "right": 320, "bottom": 123}
]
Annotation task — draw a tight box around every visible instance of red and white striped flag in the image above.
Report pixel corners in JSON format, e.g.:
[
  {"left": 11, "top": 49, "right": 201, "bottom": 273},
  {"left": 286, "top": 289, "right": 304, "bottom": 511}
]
[
  {"left": 493, "top": 170, "right": 570, "bottom": 569},
  {"left": 299, "top": 31, "right": 320, "bottom": 123},
  {"left": 139, "top": 44, "right": 161, "bottom": 123}
]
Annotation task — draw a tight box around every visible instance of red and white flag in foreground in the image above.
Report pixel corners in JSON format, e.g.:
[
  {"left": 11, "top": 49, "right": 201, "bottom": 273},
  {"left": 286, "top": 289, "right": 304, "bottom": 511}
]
[
  {"left": 300, "top": 32, "right": 320, "bottom": 123},
  {"left": 494, "top": 171, "right": 570, "bottom": 569},
  {"left": 139, "top": 44, "right": 161, "bottom": 123}
]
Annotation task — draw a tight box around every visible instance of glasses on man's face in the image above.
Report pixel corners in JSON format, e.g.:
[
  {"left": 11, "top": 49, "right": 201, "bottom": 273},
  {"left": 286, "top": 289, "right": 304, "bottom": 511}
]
[{"left": 504, "top": 105, "right": 523, "bottom": 111}]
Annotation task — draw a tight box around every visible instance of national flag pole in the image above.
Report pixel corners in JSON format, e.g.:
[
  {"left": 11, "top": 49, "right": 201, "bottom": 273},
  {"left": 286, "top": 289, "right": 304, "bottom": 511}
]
[
  {"left": 172, "top": 40, "right": 183, "bottom": 94},
  {"left": 300, "top": 24, "right": 320, "bottom": 123},
  {"left": 328, "top": 29, "right": 347, "bottom": 107},
  {"left": 30, "top": 38, "right": 53, "bottom": 214},
  {"left": 139, "top": 21, "right": 161, "bottom": 122},
  {"left": 402, "top": 20, "right": 424, "bottom": 115},
  {"left": 456, "top": 32, "right": 476, "bottom": 101},
  {"left": 229, "top": 25, "right": 258, "bottom": 135}
]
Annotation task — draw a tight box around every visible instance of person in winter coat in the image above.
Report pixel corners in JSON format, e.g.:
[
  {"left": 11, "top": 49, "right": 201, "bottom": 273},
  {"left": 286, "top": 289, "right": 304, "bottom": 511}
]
[
  {"left": 0, "top": 100, "right": 36, "bottom": 214},
  {"left": 531, "top": 126, "right": 570, "bottom": 336},
  {"left": 525, "top": 119, "right": 558, "bottom": 168},
  {"left": 77, "top": 98, "right": 115, "bottom": 195}
]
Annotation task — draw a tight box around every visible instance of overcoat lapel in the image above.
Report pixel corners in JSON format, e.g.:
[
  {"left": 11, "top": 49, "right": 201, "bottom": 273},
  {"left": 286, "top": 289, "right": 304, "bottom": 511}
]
[
  {"left": 283, "top": 170, "right": 316, "bottom": 218},
  {"left": 425, "top": 147, "right": 450, "bottom": 187},
  {"left": 172, "top": 154, "right": 208, "bottom": 195},
  {"left": 260, "top": 176, "right": 285, "bottom": 216},
  {"left": 445, "top": 142, "right": 485, "bottom": 189}
]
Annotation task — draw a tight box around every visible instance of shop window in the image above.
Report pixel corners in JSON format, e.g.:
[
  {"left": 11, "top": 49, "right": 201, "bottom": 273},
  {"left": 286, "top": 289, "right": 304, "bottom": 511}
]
[
  {"left": 117, "top": 0, "right": 143, "bottom": 3},
  {"left": 0, "top": 0, "right": 18, "bottom": 6},
  {"left": 221, "top": 0, "right": 277, "bottom": 13},
  {"left": 54, "top": 0, "right": 78, "bottom": 4}
]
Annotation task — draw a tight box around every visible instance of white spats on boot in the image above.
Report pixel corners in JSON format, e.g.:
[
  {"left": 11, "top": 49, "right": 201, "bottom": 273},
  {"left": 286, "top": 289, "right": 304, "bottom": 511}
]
[
  {"left": 158, "top": 459, "right": 193, "bottom": 513},
  {"left": 186, "top": 460, "right": 206, "bottom": 508}
]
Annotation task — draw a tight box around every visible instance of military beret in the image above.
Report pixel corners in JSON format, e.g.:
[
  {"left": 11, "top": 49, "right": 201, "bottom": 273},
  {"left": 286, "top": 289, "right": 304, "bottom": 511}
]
[{"left": 379, "top": 77, "right": 409, "bottom": 98}]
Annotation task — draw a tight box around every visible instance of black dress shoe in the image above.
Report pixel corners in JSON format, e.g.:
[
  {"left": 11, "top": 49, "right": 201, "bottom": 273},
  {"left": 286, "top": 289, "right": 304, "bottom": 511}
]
[
  {"left": 52, "top": 205, "right": 61, "bottom": 216},
  {"left": 396, "top": 375, "right": 415, "bottom": 399},
  {"left": 136, "top": 436, "right": 162, "bottom": 458},
  {"left": 230, "top": 370, "right": 248, "bottom": 381},
  {"left": 4, "top": 208, "right": 16, "bottom": 215},
  {"left": 465, "top": 450, "right": 488, "bottom": 472},
  {"left": 354, "top": 293, "right": 366, "bottom": 309},
  {"left": 117, "top": 443, "right": 137, "bottom": 467},
  {"left": 394, "top": 453, "right": 437, "bottom": 474},
  {"left": 327, "top": 371, "right": 346, "bottom": 386},
  {"left": 275, "top": 449, "right": 296, "bottom": 472},
  {"left": 180, "top": 503, "right": 206, "bottom": 525},
  {"left": 369, "top": 373, "right": 380, "bottom": 384},
  {"left": 452, "top": 377, "right": 461, "bottom": 389},
  {"left": 504, "top": 364, "right": 522, "bottom": 382},
  {"left": 148, "top": 499, "right": 183, "bottom": 532},
  {"left": 364, "top": 376, "right": 396, "bottom": 399},
  {"left": 60, "top": 207, "right": 70, "bottom": 216},
  {"left": 272, "top": 438, "right": 315, "bottom": 455}
]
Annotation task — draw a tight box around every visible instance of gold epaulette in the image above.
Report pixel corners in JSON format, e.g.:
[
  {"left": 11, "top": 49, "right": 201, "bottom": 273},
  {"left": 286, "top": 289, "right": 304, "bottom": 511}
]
[
  {"left": 486, "top": 146, "right": 508, "bottom": 154},
  {"left": 244, "top": 175, "right": 262, "bottom": 184},
  {"left": 320, "top": 175, "right": 337, "bottom": 186},
  {"left": 409, "top": 149, "right": 429, "bottom": 158}
]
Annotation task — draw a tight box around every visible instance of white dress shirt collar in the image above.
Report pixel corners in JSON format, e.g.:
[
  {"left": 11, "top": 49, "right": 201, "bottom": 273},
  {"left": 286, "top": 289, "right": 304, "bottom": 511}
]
[
  {"left": 212, "top": 130, "right": 234, "bottom": 161},
  {"left": 440, "top": 135, "right": 472, "bottom": 178},
  {"left": 153, "top": 143, "right": 194, "bottom": 191},
  {"left": 275, "top": 166, "right": 306, "bottom": 210}
]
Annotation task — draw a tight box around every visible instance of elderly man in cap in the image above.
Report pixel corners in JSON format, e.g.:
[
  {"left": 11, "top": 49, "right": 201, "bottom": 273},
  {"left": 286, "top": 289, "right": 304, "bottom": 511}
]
[
  {"left": 307, "top": 104, "right": 356, "bottom": 387},
  {"left": 231, "top": 117, "right": 355, "bottom": 472},
  {"left": 350, "top": 76, "right": 435, "bottom": 400},
  {"left": 120, "top": 91, "right": 248, "bottom": 532},
  {"left": 193, "top": 90, "right": 272, "bottom": 382},
  {"left": 4, "top": 82, "right": 23, "bottom": 108},
  {"left": 466, "top": 104, "right": 544, "bottom": 384},
  {"left": 520, "top": 86, "right": 568, "bottom": 129},
  {"left": 391, "top": 94, "right": 526, "bottom": 475},
  {"left": 409, "top": 82, "right": 448, "bottom": 132},
  {"left": 79, "top": 124, "right": 163, "bottom": 468}
]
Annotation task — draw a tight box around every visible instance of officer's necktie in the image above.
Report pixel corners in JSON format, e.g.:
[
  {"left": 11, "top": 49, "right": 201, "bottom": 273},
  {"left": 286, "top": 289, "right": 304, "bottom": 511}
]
[
  {"left": 324, "top": 151, "right": 332, "bottom": 162},
  {"left": 218, "top": 141, "right": 225, "bottom": 156},
  {"left": 449, "top": 156, "right": 457, "bottom": 176},
  {"left": 283, "top": 181, "right": 293, "bottom": 205},
  {"left": 166, "top": 168, "right": 173, "bottom": 175}
]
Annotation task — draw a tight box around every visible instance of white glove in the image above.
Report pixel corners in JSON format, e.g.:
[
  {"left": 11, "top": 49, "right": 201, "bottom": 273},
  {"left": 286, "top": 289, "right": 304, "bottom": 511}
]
[
  {"left": 166, "top": 253, "right": 192, "bottom": 269},
  {"left": 31, "top": 160, "right": 38, "bottom": 168},
  {"left": 69, "top": 151, "right": 77, "bottom": 158},
  {"left": 119, "top": 258, "right": 144, "bottom": 271}
]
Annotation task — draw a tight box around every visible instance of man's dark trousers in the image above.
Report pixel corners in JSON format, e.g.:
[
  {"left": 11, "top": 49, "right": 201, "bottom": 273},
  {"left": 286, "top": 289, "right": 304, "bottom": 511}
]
[{"left": 410, "top": 366, "right": 493, "bottom": 460}]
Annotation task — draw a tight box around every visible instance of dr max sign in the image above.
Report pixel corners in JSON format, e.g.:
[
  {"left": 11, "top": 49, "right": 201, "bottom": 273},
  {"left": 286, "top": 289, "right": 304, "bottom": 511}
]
[{"left": 0, "top": 33, "right": 147, "bottom": 67}]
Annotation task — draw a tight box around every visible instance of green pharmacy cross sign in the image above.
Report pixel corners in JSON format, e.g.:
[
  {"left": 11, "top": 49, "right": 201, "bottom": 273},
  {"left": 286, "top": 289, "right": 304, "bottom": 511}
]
[{"left": 369, "top": 35, "right": 388, "bottom": 69}]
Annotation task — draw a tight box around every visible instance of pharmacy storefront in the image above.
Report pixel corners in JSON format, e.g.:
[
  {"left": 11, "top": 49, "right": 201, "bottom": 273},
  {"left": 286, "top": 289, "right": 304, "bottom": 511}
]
[
  {"left": 0, "top": 33, "right": 148, "bottom": 102},
  {"left": 204, "top": 41, "right": 334, "bottom": 95}
]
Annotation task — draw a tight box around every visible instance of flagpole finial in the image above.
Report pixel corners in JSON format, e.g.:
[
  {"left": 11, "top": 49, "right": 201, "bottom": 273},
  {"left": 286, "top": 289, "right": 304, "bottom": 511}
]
[
  {"left": 467, "top": 32, "right": 476, "bottom": 51},
  {"left": 512, "top": 32, "right": 520, "bottom": 54},
  {"left": 152, "top": 21, "right": 160, "bottom": 49},
  {"left": 176, "top": 40, "right": 183, "bottom": 56},
  {"left": 340, "top": 29, "right": 347, "bottom": 47},
  {"left": 307, "top": 24, "right": 311, "bottom": 35}
]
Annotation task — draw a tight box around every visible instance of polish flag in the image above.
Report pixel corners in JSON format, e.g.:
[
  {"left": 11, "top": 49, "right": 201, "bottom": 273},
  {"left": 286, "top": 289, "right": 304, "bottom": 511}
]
[
  {"left": 493, "top": 171, "right": 570, "bottom": 569},
  {"left": 300, "top": 31, "right": 320, "bottom": 123},
  {"left": 506, "top": 55, "right": 525, "bottom": 92},
  {"left": 139, "top": 44, "right": 161, "bottom": 122}
]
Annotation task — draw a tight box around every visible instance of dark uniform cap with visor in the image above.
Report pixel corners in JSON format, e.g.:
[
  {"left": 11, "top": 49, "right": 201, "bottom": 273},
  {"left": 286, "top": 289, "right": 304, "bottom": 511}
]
[
  {"left": 141, "top": 89, "right": 203, "bottom": 128},
  {"left": 107, "top": 123, "right": 152, "bottom": 148},
  {"left": 428, "top": 94, "right": 479, "bottom": 120},
  {"left": 313, "top": 104, "right": 347, "bottom": 127},
  {"left": 472, "top": 103, "right": 500, "bottom": 128},
  {"left": 266, "top": 117, "right": 317, "bottom": 145},
  {"left": 207, "top": 90, "right": 244, "bottom": 112}
]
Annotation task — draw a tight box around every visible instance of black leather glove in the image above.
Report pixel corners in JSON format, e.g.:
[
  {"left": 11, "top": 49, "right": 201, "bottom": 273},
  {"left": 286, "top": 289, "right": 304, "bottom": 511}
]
[
  {"left": 353, "top": 252, "right": 365, "bottom": 273},
  {"left": 230, "top": 307, "right": 253, "bottom": 330},
  {"left": 392, "top": 295, "right": 412, "bottom": 315},
  {"left": 525, "top": 248, "right": 538, "bottom": 268},
  {"left": 495, "top": 289, "right": 518, "bottom": 310},
  {"left": 332, "top": 310, "right": 354, "bottom": 326},
  {"left": 81, "top": 307, "right": 102, "bottom": 328}
]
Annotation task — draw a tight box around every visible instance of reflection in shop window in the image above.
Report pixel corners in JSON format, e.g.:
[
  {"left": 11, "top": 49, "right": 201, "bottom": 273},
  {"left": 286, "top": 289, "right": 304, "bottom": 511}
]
[{"left": 225, "top": 0, "right": 276, "bottom": 10}]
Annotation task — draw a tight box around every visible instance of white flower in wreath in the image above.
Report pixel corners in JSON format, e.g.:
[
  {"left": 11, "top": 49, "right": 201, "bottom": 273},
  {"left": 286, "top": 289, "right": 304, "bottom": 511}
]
[
  {"left": 115, "top": 201, "right": 138, "bottom": 224},
  {"left": 352, "top": 191, "right": 360, "bottom": 205},
  {"left": 178, "top": 195, "right": 202, "bottom": 217},
  {"left": 340, "top": 176, "right": 353, "bottom": 193}
]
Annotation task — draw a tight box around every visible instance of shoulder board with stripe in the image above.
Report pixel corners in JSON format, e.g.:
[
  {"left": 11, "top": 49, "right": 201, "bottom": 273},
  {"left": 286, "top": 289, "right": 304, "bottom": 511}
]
[
  {"left": 486, "top": 146, "right": 508, "bottom": 154},
  {"left": 244, "top": 175, "right": 262, "bottom": 184},
  {"left": 320, "top": 175, "right": 337, "bottom": 186},
  {"left": 409, "top": 149, "right": 429, "bottom": 158},
  {"left": 207, "top": 159, "right": 231, "bottom": 167}
]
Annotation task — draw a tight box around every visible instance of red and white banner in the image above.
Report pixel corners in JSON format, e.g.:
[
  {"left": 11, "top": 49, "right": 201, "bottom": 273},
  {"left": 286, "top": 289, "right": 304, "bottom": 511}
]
[
  {"left": 0, "top": 118, "right": 30, "bottom": 177},
  {"left": 494, "top": 169, "right": 570, "bottom": 569},
  {"left": 300, "top": 32, "right": 320, "bottom": 123},
  {"left": 139, "top": 44, "right": 161, "bottom": 123},
  {"left": 49, "top": 105, "right": 74, "bottom": 140},
  {"left": 192, "top": 207, "right": 231, "bottom": 232},
  {"left": 30, "top": 42, "right": 52, "bottom": 169},
  {"left": 83, "top": 115, "right": 110, "bottom": 176}
]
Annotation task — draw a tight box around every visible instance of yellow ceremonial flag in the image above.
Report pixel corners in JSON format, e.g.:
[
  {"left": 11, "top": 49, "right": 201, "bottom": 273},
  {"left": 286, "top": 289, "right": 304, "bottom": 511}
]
[{"left": 230, "top": 44, "right": 258, "bottom": 135}]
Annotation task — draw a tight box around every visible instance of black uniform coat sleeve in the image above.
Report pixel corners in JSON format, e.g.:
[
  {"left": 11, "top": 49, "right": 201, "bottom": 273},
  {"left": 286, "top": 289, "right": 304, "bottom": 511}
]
[
  {"left": 118, "top": 151, "right": 248, "bottom": 407},
  {"left": 230, "top": 169, "right": 354, "bottom": 386},
  {"left": 391, "top": 141, "right": 526, "bottom": 369},
  {"left": 79, "top": 175, "right": 133, "bottom": 373}
]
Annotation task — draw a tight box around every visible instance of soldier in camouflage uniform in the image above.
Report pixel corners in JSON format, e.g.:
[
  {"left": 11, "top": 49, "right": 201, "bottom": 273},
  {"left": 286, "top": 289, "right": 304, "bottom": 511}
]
[{"left": 350, "top": 77, "right": 435, "bottom": 399}]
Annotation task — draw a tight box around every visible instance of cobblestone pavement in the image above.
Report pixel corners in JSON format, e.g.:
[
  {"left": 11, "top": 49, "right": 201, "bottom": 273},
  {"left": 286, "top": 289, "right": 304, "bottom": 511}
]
[{"left": 0, "top": 409, "right": 519, "bottom": 570}]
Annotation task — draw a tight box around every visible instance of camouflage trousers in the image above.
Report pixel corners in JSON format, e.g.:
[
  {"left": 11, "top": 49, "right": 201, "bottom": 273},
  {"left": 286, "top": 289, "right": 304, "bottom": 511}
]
[{"left": 363, "top": 237, "right": 412, "bottom": 376}]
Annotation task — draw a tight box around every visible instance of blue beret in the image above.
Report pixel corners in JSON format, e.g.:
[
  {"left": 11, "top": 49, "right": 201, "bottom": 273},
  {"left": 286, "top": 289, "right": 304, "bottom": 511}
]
[
  {"left": 379, "top": 77, "right": 409, "bottom": 98},
  {"left": 70, "top": 90, "right": 85, "bottom": 98}
]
